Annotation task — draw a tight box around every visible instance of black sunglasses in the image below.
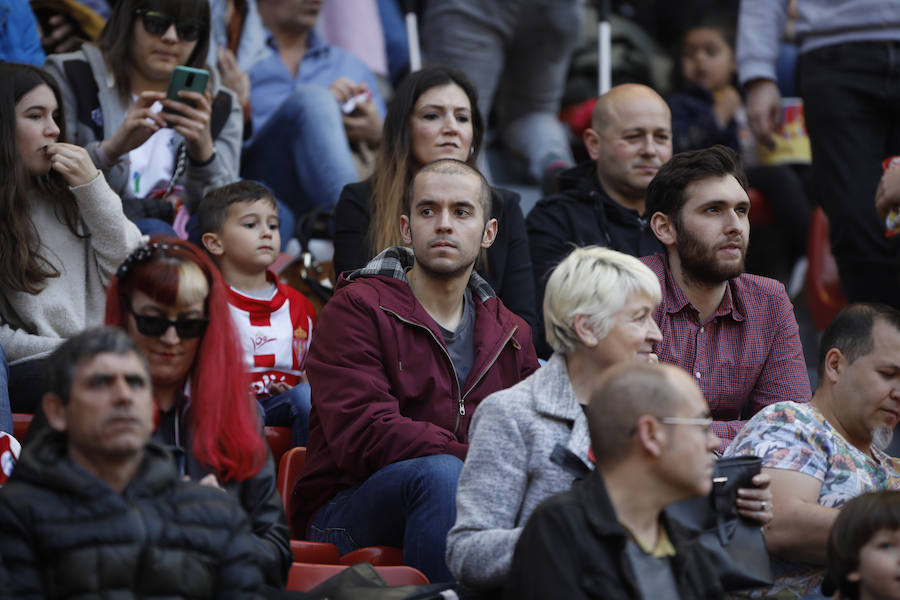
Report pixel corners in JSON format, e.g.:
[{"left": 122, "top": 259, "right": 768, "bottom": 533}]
[
  {"left": 128, "top": 305, "right": 209, "bottom": 339},
  {"left": 135, "top": 9, "right": 204, "bottom": 42}
]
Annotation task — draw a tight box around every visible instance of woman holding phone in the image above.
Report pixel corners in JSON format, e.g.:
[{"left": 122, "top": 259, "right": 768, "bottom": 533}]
[
  {"left": 43, "top": 0, "right": 242, "bottom": 229},
  {"left": 0, "top": 62, "right": 141, "bottom": 412}
]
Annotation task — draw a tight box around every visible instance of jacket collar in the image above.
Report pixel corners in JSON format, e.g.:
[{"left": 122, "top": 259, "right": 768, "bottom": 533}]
[
  {"left": 343, "top": 246, "right": 496, "bottom": 303},
  {"left": 532, "top": 353, "right": 592, "bottom": 464}
]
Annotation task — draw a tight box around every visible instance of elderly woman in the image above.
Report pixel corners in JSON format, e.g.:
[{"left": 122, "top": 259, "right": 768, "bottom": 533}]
[{"left": 446, "top": 246, "right": 772, "bottom": 595}]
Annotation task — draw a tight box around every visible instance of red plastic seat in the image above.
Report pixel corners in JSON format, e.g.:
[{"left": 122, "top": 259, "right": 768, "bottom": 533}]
[
  {"left": 290, "top": 540, "right": 341, "bottom": 564},
  {"left": 285, "top": 562, "right": 429, "bottom": 591},
  {"left": 747, "top": 187, "right": 777, "bottom": 226},
  {"left": 805, "top": 207, "right": 847, "bottom": 330},
  {"left": 340, "top": 546, "right": 404, "bottom": 566},
  {"left": 277, "top": 446, "right": 308, "bottom": 535},
  {"left": 264, "top": 426, "right": 292, "bottom": 466},
  {"left": 12, "top": 413, "right": 32, "bottom": 442}
]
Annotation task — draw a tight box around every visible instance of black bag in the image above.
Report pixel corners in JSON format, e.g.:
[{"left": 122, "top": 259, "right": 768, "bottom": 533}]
[
  {"left": 666, "top": 456, "right": 773, "bottom": 592},
  {"left": 266, "top": 562, "right": 458, "bottom": 600}
]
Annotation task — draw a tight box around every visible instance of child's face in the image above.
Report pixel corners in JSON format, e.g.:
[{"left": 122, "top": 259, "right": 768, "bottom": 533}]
[
  {"left": 850, "top": 528, "right": 900, "bottom": 600},
  {"left": 680, "top": 27, "right": 735, "bottom": 93},
  {"left": 217, "top": 198, "right": 280, "bottom": 275}
]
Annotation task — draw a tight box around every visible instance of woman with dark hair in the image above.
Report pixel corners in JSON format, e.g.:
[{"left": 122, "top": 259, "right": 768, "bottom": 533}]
[
  {"left": 105, "top": 238, "right": 291, "bottom": 588},
  {"left": 43, "top": 0, "right": 242, "bottom": 229},
  {"left": 0, "top": 62, "right": 141, "bottom": 413},
  {"left": 333, "top": 65, "right": 537, "bottom": 328}
]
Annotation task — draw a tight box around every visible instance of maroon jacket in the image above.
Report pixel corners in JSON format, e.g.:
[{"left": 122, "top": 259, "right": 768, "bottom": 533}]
[{"left": 292, "top": 247, "right": 539, "bottom": 530}]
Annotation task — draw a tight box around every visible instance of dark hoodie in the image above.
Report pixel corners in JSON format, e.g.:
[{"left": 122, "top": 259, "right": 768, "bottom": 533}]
[{"left": 526, "top": 161, "right": 662, "bottom": 357}]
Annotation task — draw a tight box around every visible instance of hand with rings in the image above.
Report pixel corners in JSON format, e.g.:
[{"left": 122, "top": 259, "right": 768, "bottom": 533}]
[{"left": 736, "top": 472, "right": 774, "bottom": 525}]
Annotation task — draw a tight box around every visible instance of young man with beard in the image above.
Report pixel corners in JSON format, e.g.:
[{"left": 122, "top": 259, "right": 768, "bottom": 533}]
[
  {"left": 293, "top": 159, "right": 539, "bottom": 583},
  {"left": 642, "top": 145, "right": 811, "bottom": 447},
  {"left": 725, "top": 303, "right": 900, "bottom": 598}
]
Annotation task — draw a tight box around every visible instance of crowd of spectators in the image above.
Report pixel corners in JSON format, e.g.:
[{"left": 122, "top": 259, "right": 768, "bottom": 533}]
[{"left": 3, "top": 0, "right": 900, "bottom": 598}]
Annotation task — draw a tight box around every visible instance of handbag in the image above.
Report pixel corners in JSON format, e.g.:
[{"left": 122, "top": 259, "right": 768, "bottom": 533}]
[{"left": 666, "top": 455, "right": 773, "bottom": 592}]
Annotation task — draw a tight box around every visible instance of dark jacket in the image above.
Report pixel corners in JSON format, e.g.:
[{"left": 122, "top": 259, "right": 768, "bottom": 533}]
[
  {"left": 504, "top": 471, "right": 724, "bottom": 600},
  {"left": 525, "top": 161, "right": 662, "bottom": 356},
  {"left": 0, "top": 431, "right": 263, "bottom": 599},
  {"left": 333, "top": 180, "right": 538, "bottom": 330},
  {"left": 667, "top": 82, "right": 741, "bottom": 153},
  {"left": 292, "top": 247, "right": 539, "bottom": 532},
  {"left": 154, "top": 402, "right": 292, "bottom": 589}
]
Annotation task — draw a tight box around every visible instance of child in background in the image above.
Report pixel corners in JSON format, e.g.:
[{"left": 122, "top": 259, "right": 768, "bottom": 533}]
[
  {"left": 824, "top": 490, "right": 900, "bottom": 600},
  {"left": 198, "top": 180, "right": 315, "bottom": 446},
  {"left": 667, "top": 17, "right": 812, "bottom": 289}
]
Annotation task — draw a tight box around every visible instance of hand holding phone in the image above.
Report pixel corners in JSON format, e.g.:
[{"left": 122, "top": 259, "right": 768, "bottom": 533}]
[{"left": 163, "top": 66, "right": 210, "bottom": 121}]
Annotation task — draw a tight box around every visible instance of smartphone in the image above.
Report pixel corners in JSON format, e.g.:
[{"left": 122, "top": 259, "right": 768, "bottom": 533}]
[{"left": 163, "top": 66, "right": 209, "bottom": 122}]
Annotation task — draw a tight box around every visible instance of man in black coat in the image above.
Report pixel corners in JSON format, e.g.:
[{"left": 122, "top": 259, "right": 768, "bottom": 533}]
[
  {"left": 504, "top": 362, "right": 725, "bottom": 600},
  {"left": 527, "top": 84, "right": 672, "bottom": 356},
  {"left": 0, "top": 327, "right": 263, "bottom": 599}
]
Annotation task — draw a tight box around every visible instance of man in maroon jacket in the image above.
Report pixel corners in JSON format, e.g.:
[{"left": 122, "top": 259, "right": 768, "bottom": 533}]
[{"left": 293, "top": 159, "right": 539, "bottom": 582}]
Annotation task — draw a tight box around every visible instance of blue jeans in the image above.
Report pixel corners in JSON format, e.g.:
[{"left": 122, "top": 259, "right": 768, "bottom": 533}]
[
  {"left": 0, "top": 345, "right": 11, "bottom": 435},
  {"left": 241, "top": 85, "right": 359, "bottom": 221},
  {"left": 258, "top": 382, "right": 311, "bottom": 447},
  {"left": 421, "top": 0, "right": 579, "bottom": 181},
  {"left": 308, "top": 454, "right": 463, "bottom": 583}
]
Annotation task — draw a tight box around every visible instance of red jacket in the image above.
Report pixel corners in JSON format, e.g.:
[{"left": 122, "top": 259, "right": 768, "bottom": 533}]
[{"left": 292, "top": 247, "right": 539, "bottom": 529}]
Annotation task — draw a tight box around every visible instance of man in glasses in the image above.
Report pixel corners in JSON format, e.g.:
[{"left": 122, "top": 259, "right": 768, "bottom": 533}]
[
  {"left": 725, "top": 303, "right": 900, "bottom": 599},
  {"left": 0, "top": 327, "right": 262, "bottom": 597},
  {"left": 505, "top": 361, "right": 725, "bottom": 599},
  {"left": 642, "top": 145, "right": 811, "bottom": 448},
  {"left": 294, "top": 159, "right": 539, "bottom": 583}
]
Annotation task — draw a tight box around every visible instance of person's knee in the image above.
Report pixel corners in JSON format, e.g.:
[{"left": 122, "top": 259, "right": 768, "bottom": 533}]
[
  {"left": 405, "top": 454, "right": 463, "bottom": 499},
  {"left": 280, "top": 85, "right": 343, "bottom": 127}
]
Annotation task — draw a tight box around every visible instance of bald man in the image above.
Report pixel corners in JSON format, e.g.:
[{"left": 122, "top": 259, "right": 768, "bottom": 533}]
[{"left": 526, "top": 84, "right": 672, "bottom": 356}]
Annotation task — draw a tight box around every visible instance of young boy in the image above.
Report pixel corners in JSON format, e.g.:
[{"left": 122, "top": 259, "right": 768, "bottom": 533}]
[{"left": 198, "top": 180, "right": 315, "bottom": 446}]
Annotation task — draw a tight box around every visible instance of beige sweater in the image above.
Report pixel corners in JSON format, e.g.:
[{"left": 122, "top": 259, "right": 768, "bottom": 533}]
[{"left": 0, "top": 173, "right": 142, "bottom": 364}]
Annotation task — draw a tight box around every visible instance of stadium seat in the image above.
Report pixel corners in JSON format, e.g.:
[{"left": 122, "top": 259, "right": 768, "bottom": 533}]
[
  {"left": 805, "top": 206, "right": 847, "bottom": 330},
  {"left": 265, "top": 426, "right": 292, "bottom": 466},
  {"left": 12, "top": 413, "right": 32, "bottom": 442}
]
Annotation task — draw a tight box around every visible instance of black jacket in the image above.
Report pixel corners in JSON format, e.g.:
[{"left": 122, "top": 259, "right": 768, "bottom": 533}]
[
  {"left": 504, "top": 471, "right": 724, "bottom": 600},
  {"left": 0, "top": 431, "right": 263, "bottom": 599},
  {"left": 155, "top": 403, "right": 292, "bottom": 589},
  {"left": 526, "top": 161, "right": 662, "bottom": 357},
  {"left": 333, "top": 180, "right": 538, "bottom": 330}
]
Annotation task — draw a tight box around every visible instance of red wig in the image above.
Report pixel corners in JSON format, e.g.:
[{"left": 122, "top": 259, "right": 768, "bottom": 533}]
[{"left": 105, "top": 237, "right": 266, "bottom": 481}]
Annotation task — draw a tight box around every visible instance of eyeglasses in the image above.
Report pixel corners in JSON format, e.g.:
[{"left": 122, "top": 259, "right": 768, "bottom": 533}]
[
  {"left": 135, "top": 9, "right": 204, "bottom": 42},
  {"left": 659, "top": 416, "right": 714, "bottom": 434},
  {"left": 128, "top": 305, "right": 208, "bottom": 339}
]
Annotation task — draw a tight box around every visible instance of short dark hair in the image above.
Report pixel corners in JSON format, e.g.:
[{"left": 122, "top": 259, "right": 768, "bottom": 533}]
[
  {"left": 644, "top": 145, "right": 748, "bottom": 226},
  {"left": 46, "top": 327, "right": 149, "bottom": 405},
  {"left": 824, "top": 490, "right": 900, "bottom": 599},
  {"left": 405, "top": 158, "right": 492, "bottom": 222},
  {"left": 196, "top": 180, "right": 276, "bottom": 236},
  {"left": 817, "top": 303, "right": 900, "bottom": 380},
  {"left": 99, "top": 0, "right": 211, "bottom": 100}
]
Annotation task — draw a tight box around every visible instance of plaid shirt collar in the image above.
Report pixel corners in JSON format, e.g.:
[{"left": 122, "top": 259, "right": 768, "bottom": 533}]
[{"left": 660, "top": 253, "right": 746, "bottom": 324}]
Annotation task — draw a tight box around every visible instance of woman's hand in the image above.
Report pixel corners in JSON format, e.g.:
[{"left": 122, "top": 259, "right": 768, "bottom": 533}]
[
  {"left": 103, "top": 91, "right": 167, "bottom": 160},
  {"left": 217, "top": 47, "right": 250, "bottom": 108},
  {"left": 736, "top": 472, "right": 774, "bottom": 526},
  {"left": 197, "top": 473, "right": 226, "bottom": 492},
  {"left": 162, "top": 89, "right": 215, "bottom": 163},
  {"left": 47, "top": 142, "right": 99, "bottom": 187},
  {"left": 876, "top": 166, "right": 900, "bottom": 220}
]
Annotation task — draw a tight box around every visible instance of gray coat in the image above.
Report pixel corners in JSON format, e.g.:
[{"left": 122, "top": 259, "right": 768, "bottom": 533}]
[
  {"left": 446, "top": 353, "right": 593, "bottom": 589},
  {"left": 44, "top": 44, "right": 243, "bottom": 215}
]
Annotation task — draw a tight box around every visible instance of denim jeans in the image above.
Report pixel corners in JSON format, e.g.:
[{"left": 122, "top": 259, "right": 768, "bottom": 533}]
[
  {"left": 421, "top": 0, "right": 579, "bottom": 181},
  {"left": 241, "top": 84, "right": 359, "bottom": 222},
  {"left": 0, "top": 345, "right": 11, "bottom": 435},
  {"left": 308, "top": 454, "right": 464, "bottom": 583},
  {"left": 259, "top": 382, "right": 311, "bottom": 447}
]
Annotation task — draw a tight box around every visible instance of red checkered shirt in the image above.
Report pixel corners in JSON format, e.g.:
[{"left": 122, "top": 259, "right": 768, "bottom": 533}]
[{"left": 640, "top": 254, "right": 811, "bottom": 448}]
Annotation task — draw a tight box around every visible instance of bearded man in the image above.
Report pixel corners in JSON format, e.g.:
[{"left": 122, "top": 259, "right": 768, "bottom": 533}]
[{"left": 641, "top": 145, "right": 811, "bottom": 447}]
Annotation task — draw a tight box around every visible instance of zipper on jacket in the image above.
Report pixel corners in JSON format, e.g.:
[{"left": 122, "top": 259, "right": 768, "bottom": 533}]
[{"left": 381, "top": 306, "right": 518, "bottom": 436}]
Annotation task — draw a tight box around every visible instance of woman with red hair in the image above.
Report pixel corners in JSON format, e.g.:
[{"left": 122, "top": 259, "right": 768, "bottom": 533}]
[{"left": 105, "top": 237, "right": 290, "bottom": 588}]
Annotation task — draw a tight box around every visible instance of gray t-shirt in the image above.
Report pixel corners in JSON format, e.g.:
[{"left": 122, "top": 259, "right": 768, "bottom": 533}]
[
  {"left": 624, "top": 538, "right": 681, "bottom": 600},
  {"left": 438, "top": 288, "right": 476, "bottom": 390}
]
